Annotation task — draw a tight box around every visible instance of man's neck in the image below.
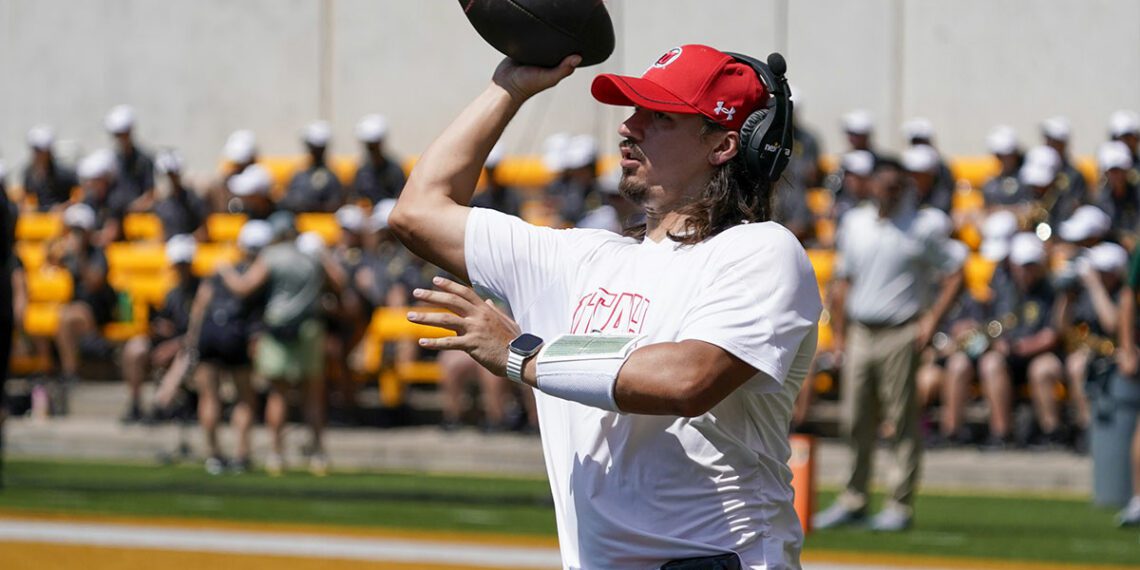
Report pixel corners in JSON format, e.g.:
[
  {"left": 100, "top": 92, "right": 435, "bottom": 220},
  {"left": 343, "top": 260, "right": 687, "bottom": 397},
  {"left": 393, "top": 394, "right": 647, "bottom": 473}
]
[{"left": 644, "top": 210, "right": 689, "bottom": 242}]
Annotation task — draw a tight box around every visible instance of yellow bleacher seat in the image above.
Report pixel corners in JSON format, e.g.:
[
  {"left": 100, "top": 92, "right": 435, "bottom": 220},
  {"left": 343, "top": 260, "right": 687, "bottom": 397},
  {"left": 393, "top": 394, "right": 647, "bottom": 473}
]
[
  {"left": 296, "top": 213, "right": 341, "bottom": 245},
  {"left": 122, "top": 213, "right": 164, "bottom": 241},
  {"left": 370, "top": 307, "right": 454, "bottom": 407},
  {"left": 16, "top": 241, "right": 47, "bottom": 271},
  {"left": 106, "top": 242, "right": 167, "bottom": 274},
  {"left": 193, "top": 242, "right": 241, "bottom": 277},
  {"left": 806, "top": 249, "right": 835, "bottom": 290},
  {"left": 814, "top": 218, "right": 836, "bottom": 248},
  {"left": 951, "top": 187, "right": 985, "bottom": 214},
  {"left": 122, "top": 271, "right": 177, "bottom": 308},
  {"left": 206, "top": 213, "right": 248, "bottom": 242},
  {"left": 24, "top": 302, "right": 62, "bottom": 337},
  {"left": 16, "top": 212, "right": 63, "bottom": 242},
  {"left": 805, "top": 188, "right": 833, "bottom": 217},
  {"left": 26, "top": 267, "right": 73, "bottom": 303},
  {"left": 964, "top": 254, "right": 997, "bottom": 302},
  {"left": 950, "top": 156, "right": 1000, "bottom": 190}
]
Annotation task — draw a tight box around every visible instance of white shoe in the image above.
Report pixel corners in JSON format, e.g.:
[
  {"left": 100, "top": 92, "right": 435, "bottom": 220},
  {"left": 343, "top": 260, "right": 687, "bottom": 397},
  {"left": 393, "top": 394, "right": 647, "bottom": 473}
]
[
  {"left": 265, "top": 453, "right": 285, "bottom": 477},
  {"left": 1117, "top": 496, "right": 1140, "bottom": 527},
  {"left": 308, "top": 452, "right": 329, "bottom": 477}
]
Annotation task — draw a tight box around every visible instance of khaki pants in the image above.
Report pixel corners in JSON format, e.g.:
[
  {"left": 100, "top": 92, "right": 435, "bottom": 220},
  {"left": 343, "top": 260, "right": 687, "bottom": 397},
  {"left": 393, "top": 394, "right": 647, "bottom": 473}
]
[{"left": 839, "top": 320, "right": 922, "bottom": 512}]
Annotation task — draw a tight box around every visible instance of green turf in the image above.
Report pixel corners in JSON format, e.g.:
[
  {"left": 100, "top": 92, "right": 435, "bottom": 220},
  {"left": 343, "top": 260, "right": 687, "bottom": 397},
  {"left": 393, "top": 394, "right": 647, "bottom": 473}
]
[{"left": 0, "top": 459, "right": 1137, "bottom": 566}]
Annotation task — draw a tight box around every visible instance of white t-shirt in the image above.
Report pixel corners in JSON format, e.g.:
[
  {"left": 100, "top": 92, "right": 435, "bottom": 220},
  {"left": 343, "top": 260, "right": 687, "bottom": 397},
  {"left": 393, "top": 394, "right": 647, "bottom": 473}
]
[{"left": 465, "top": 208, "right": 822, "bottom": 570}]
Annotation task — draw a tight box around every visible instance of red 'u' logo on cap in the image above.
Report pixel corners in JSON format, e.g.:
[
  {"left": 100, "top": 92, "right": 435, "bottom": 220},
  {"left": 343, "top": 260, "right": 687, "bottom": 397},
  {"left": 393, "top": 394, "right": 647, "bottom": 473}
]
[{"left": 653, "top": 47, "right": 683, "bottom": 69}]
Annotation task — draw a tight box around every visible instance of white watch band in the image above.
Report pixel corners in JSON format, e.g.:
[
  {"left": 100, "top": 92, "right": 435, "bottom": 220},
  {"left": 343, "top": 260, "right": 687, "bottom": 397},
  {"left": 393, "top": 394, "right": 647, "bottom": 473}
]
[{"left": 506, "top": 349, "right": 528, "bottom": 384}]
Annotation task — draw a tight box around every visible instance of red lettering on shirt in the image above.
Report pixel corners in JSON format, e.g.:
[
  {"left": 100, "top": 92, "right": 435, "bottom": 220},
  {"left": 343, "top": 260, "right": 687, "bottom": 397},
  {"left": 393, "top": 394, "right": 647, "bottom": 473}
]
[{"left": 570, "top": 288, "right": 650, "bottom": 334}]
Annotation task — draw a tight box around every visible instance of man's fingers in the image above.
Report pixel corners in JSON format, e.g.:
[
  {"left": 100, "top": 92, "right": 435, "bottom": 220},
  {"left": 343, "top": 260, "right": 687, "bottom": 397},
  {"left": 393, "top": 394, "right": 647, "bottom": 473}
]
[
  {"left": 418, "top": 335, "right": 466, "bottom": 350},
  {"left": 412, "top": 288, "right": 471, "bottom": 315},
  {"left": 431, "top": 276, "right": 484, "bottom": 305},
  {"left": 407, "top": 311, "right": 465, "bottom": 333}
]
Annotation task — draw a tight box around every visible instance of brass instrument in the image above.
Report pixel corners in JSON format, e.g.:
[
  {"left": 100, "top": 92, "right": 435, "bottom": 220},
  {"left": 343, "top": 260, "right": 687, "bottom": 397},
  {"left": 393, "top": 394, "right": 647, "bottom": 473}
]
[{"left": 1062, "top": 322, "right": 1116, "bottom": 358}]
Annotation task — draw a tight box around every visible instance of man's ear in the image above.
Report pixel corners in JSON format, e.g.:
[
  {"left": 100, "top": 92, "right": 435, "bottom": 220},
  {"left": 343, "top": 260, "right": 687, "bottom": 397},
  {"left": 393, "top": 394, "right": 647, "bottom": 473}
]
[{"left": 709, "top": 131, "right": 740, "bottom": 166}]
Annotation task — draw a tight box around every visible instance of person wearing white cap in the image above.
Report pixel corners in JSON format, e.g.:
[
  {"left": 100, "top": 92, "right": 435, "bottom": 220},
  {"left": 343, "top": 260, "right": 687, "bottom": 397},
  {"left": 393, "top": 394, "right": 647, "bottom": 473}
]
[
  {"left": 52, "top": 202, "right": 121, "bottom": 410},
  {"left": 1041, "top": 115, "right": 1091, "bottom": 202},
  {"left": 118, "top": 235, "right": 201, "bottom": 424},
  {"left": 471, "top": 142, "right": 523, "bottom": 218},
  {"left": 183, "top": 220, "right": 271, "bottom": 474},
  {"left": 831, "top": 150, "right": 876, "bottom": 226},
  {"left": 1094, "top": 141, "right": 1140, "bottom": 249},
  {"left": 982, "top": 125, "right": 1024, "bottom": 207},
  {"left": 1108, "top": 110, "right": 1140, "bottom": 161},
  {"left": 227, "top": 164, "right": 276, "bottom": 220},
  {"left": 543, "top": 134, "right": 601, "bottom": 225},
  {"left": 217, "top": 214, "right": 344, "bottom": 476},
  {"left": 104, "top": 104, "right": 156, "bottom": 213},
  {"left": 281, "top": 120, "right": 346, "bottom": 214},
  {"left": 902, "top": 118, "right": 956, "bottom": 210},
  {"left": 815, "top": 160, "right": 963, "bottom": 532},
  {"left": 1052, "top": 241, "right": 1129, "bottom": 455},
  {"left": 1016, "top": 158, "right": 1077, "bottom": 238},
  {"left": 976, "top": 232, "right": 1062, "bottom": 450},
  {"left": 74, "top": 149, "right": 124, "bottom": 246},
  {"left": 842, "top": 109, "right": 877, "bottom": 158},
  {"left": 902, "top": 144, "right": 951, "bottom": 213},
  {"left": 351, "top": 114, "right": 406, "bottom": 204},
  {"left": 23, "top": 125, "right": 78, "bottom": 212},
  {"left": 1058, "top": 204, "right": 1112, "bottom": 247},
  {"left": 152, "top": 150, "right": 209, "bottom": 240},
  {"left": 208, "top": 130, "right": 260, "bottom": 213}
]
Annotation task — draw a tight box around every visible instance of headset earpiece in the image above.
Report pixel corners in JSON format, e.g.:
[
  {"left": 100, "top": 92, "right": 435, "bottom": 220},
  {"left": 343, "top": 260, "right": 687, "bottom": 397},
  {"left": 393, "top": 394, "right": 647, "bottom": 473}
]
[{"left": 725, "top": 52, "right": 794, "bottom": 183}]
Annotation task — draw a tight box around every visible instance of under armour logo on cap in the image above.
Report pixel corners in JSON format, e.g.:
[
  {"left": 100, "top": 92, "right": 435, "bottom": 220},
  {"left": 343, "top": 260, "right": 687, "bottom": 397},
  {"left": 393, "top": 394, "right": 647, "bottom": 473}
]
[{"left": 714, "top": 101, "right": 736, "bottom": 121}]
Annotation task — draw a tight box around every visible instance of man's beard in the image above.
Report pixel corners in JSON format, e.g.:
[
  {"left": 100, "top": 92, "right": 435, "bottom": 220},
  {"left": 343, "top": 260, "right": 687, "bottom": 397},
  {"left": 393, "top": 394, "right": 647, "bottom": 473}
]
[{"left": 618, "top": 170, "right": 649, "bottom": 204}]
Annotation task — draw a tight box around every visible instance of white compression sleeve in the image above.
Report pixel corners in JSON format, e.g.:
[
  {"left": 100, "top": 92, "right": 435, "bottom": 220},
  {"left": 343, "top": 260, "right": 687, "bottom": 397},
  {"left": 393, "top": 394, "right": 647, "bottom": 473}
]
[{"left": 534, "top": 356, "right": 624, "bottom": 412}]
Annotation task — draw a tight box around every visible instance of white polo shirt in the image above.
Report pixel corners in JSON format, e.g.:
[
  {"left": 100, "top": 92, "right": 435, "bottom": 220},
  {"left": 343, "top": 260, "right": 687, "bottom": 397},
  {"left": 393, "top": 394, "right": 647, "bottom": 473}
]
[{"left": 465, "top": 208, "right": 821, "bottom": 569}]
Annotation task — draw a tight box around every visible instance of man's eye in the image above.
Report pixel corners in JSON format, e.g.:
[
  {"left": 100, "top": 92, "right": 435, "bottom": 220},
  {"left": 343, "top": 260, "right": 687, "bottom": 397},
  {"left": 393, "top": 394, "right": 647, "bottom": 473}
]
[{"left": 653, "top": 112, "right": 669, "bottom": 121}]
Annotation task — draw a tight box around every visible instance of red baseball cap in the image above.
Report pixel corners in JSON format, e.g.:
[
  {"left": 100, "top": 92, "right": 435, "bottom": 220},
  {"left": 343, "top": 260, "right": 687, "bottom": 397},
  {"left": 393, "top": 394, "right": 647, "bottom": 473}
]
[{"left": 591, "top": 44, "right": 766, "bottom": 132}]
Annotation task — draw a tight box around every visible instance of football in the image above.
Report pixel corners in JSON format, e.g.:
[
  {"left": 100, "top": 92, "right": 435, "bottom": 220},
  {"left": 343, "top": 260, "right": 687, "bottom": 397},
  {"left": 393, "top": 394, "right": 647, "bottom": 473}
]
[{"left": 459, "top": 0, "right": 615, "bottom": 68}]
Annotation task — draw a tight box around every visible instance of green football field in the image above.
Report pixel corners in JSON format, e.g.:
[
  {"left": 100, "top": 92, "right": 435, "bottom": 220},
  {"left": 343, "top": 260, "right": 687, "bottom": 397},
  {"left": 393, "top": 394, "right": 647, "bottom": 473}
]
[{"left": 0, "top": 459, "right": 1136, "bottom": 567}]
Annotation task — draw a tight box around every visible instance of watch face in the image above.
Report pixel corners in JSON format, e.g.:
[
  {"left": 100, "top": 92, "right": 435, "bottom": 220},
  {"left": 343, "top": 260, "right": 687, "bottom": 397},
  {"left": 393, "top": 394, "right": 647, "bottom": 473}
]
[{"left": 510, "top": 333, "right": 544, "bottom": 355}]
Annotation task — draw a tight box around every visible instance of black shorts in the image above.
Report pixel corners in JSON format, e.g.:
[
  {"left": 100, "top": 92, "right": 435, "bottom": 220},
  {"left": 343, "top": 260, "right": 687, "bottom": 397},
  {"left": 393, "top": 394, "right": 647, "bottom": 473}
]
[
  {"left": 76, "top": 287, "right": 117, "bottom": 327},
  {"left": 198, "top": 319, "right": 251, "bottom": 367}
]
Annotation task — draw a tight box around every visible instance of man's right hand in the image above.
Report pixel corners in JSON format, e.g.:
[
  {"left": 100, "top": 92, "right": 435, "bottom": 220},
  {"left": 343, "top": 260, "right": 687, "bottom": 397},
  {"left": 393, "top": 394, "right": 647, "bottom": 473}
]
[{"left": 492, "top": 55, "right": 581, "bottom": 102}]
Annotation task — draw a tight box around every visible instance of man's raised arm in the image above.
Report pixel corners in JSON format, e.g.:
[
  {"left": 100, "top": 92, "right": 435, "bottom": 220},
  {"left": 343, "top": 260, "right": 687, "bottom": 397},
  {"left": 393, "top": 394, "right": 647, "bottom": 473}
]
[{"left": 388, "top": 56, "right": 580, "bottom": 281}]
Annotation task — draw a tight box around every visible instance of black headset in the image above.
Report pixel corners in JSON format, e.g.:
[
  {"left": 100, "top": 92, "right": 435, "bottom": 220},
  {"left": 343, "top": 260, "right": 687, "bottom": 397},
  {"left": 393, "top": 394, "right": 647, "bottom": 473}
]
[{"left": 724, "top": 52, "right": 794, "bottom": 183}]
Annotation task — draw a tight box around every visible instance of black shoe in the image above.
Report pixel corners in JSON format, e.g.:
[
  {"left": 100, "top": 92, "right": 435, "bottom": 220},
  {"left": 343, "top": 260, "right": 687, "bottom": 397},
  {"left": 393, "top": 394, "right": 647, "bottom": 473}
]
[
  {"left": 229, "top": 457, "right": 252, "bottom": 474},
  {"left": 439, "top": 420, "right": 463, "bottom": 433},
  {"left": 978, "top": 434, "right": 1011, "bottom": 452},
  {"left": 120, "top": 404, "right": 143, "bottom": 425},
  {"left": 1072, "top": 428, "right": 1089, "bottom": 456}
]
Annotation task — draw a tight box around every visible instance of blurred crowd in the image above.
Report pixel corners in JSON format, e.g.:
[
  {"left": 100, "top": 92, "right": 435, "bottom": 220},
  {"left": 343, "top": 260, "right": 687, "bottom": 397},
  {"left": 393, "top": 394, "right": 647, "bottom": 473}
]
[{"left": 2, "top": 101, "right": 1140, "bottom": 491}]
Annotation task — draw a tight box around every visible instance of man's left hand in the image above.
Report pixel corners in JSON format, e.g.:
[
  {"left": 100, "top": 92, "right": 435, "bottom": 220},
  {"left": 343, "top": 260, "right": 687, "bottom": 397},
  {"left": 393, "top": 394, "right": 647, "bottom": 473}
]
[{"left": 407, "top": 276, "right": 520, "bottom": 377}]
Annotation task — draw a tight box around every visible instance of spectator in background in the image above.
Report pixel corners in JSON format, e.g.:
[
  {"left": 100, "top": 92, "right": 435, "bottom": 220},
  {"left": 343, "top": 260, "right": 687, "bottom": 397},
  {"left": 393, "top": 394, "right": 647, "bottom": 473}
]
[
  {"left": 787, "top": 85, "right": 824, "bottom": 189},
  {"left": 902, "top": 118, "right": 956, "bottom": 203},
  {"left": 1094, "top": 142, "right": 1140, "bottom": 249},
  {"left": 982, "top": 126, "right": 1024, "bottom": 208},
  {"left": 52, "top": 203, "right": 119, "bottom": 413},
  {"left": 978, "top": 233, "right": 1061, "bottom": 449},
  {"left": 903, "top": 144, "right": 952, "bottom": 214},
  {"left": 151, "top": 150, "right": 208, "bottom": 241},
  {"left": 282, "top": 121, "right": 345, "bottom": 213},
  {"left": 773, "top": 178, "right": 815, "bottom": 245},
  {"left": 355, "top": 200, "right": 407, "bottom": 314},
  {"left": 816, "top": 160, "right": 962, "bottom": 532},
  {"left": 1018, "top": 159, "right": 1070, "bottom": 235},
  {"left": 842, "top": 109, "right": 878, "bottom": 159},
  {"left": 1109, "top": 110, "right": 1140, "bottom": 168},
  {"left": 1115, "top": 246, "right": 1140, "bottom": 527},
  {"left": 471, "top": 144, "right": 522, "bottom": 218},
  {"left": 22, "top": 126, "right": 77, "bottom": 212},
  {"left": 325, "top": 206, "right": 373, "bottom": 413},
  {"left": 831, "top": 150, "right": 875, "bottom": 226},
  {"left": 577, "top": 164, "right": 640, "bottom": 234},
  {"left": 545, "top": 134, "right": 600, "bottom": 225},
  {"left": 351, "top": 114, "right": 405, "bottom": 204},
  {"left": 104, "top": 105, "right": 155, "bottom": 214},
  {"left": 218, "top": 216, "right": 345, "bottom": 476},
  {"left": 186, "top": 220, "right": 272, "bottom": 475},
  {"left": 1055, "top": 241, "right": 1128, "bottom": 453},
  {"left": 210, "top": 129, "right": 259, "bottom": 213},
  {"left": 119, "top": 236, "right": 199, "bottom": 423},
  {"left": 77, "top": 149, "right": 125, "bottom": 246},
  {"left": 1041, "top": 116, "right": 1090, "bottom": 203},
  {"left": 227, "top": 164, "right": 275, "bottom": 220},
  {"left": 0, "top": 159, "right": 14, "bottom": 471}
]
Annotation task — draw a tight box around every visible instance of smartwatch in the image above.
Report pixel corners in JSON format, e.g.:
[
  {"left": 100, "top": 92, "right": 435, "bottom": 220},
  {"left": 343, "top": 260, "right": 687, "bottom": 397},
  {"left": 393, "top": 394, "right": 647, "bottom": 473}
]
[{"left": 506, "top": 333, "right": 544, "bottom": 384}]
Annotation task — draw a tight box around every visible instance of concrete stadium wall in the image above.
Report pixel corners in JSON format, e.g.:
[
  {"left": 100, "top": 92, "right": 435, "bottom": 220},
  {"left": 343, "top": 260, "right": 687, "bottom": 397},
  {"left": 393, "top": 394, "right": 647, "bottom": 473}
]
[{"left": 1, "top": 0, "right": 1137, "bottom": 186}]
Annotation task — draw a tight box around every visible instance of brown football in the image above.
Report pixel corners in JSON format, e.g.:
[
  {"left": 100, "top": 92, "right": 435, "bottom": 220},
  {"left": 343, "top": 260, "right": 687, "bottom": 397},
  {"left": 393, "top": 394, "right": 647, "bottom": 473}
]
[{"left": 460, "top": 0, "right": 615, "bottom": 68}]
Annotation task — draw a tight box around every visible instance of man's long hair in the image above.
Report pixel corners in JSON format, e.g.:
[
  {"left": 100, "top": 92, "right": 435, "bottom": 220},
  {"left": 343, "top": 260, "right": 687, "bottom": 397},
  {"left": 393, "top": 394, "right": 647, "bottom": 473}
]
[{"left": 624, "top": 119, "right": 774, "bottom": 245}]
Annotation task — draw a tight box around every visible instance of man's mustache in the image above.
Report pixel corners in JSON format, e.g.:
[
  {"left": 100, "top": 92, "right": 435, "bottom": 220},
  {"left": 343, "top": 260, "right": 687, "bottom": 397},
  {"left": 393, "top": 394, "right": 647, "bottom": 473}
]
[{"left": 619, "top": 140, "right": 644, "bottom": 161}]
